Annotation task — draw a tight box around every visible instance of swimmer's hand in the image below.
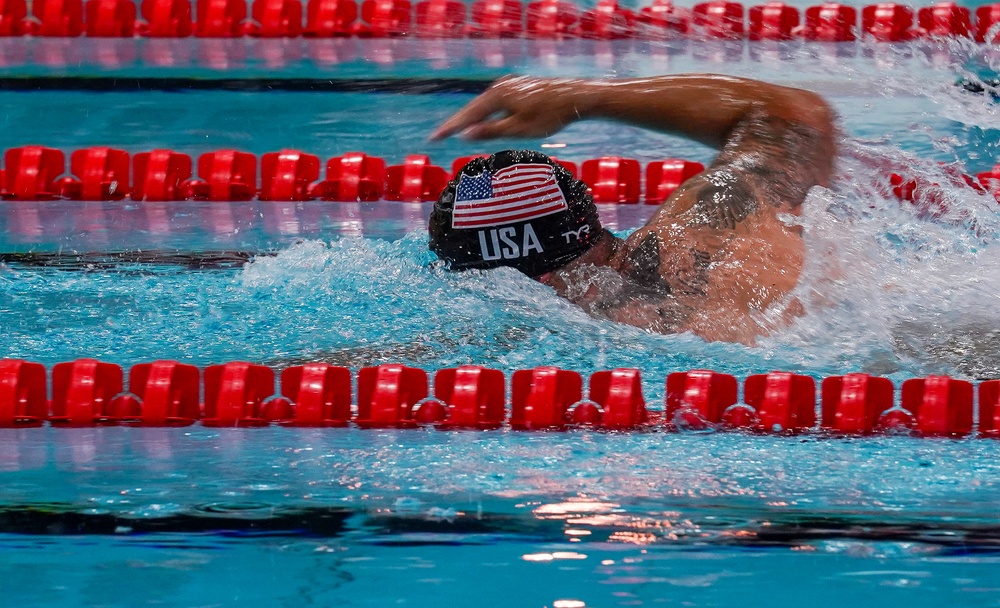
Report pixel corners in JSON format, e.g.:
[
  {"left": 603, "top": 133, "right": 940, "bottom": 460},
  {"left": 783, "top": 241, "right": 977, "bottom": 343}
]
[{"left": 431, "top": 76, "right": 589, "bottom": 141}]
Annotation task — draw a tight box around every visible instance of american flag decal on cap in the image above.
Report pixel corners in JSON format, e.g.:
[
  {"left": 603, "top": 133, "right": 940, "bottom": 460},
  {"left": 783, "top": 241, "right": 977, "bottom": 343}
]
[{"left": 451, "top": 163, "right": 568, "bottom": 229}]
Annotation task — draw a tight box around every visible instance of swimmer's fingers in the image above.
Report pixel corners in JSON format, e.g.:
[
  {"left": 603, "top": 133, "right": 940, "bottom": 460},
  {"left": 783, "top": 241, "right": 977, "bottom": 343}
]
[
  {"left": 461, "top": 116, "right": 537, "bottom": 140},
  {"left": 430, "top": 95, "right": 504, "bottom": 141}
]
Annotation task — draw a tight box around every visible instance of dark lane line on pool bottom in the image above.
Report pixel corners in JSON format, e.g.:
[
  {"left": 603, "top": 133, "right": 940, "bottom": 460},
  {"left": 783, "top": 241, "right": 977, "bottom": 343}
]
[
  {"left": 0, "top": 251, "right": 261, "bottom": 271},
  {"left": 0, "top": 77, "right": 495, "bottom": 95},
  {"left": 0, "top": 505, "right": 998, "bottom": 555}
]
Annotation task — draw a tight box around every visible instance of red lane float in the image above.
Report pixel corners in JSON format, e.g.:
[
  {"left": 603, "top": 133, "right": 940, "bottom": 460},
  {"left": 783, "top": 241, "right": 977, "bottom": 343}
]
[
  {"left": 917, "top": 2, "right": 970, "bottom": 38},
  {"left": 510, "top": 366, "right": 582, "bottom": 430},
  {"left": 586, "top": 368, "right": 647, "bottom": 429},
  {"left": 797, "top": 3, "right": 857, "bottom": 41},
  {"left": 385, "top": 154, "right": 449, "bottom": 202},
  {"left": 526, "top": 0, "right": 578, "bottom": 38},
  {"left": 901, "top": 375, "right": 973, "bottom": 437},
  {"left": 981, "top": 380, "right": 1000, "bottom": 439},
  {"left": 862, "top": 3, "right": 915, "bottom": 41},
  {"left": 976, "top": 4, "right": 1000, "bottom": 43},
  {"left": 2, "top": 146, "right": 64, "bottom": 201},
  {"left": 749, "top": 2, "right": 799, "bottom": 40},
  {"left": 638, "top": 0, "right": 690, "bottom": 36},
  {"left": 355, "top": 363, "right": 428, "bottom": 427},
  {"left": 414, "top": 0, "right": 465, "bottom": 37},
  {"left": 821, "top": 373, "right": 893, "bottom": 434},
  {"left": 354, "top": 0, "right": 411, "bottom": 36},
  {"left": 978, "top": 165, "right": 1000, "bottom": 203},
  {"left": 693, "top": 1, "right": 744, "bottom": 39},
  {"left": 202, "top": 362, "right": 274, "bottom": 426},
  {"left": 314, "top": 152, "right": 386, "bottom": 201},
  {"left": 271, "top": 363, "right": 352, "bottom": 426},
  {"left": 468, "top": 0, "right": 523, "bottom": 37},
  {"left": 304, "top": 0, "right": 356, "bottom": 36},
  {"left": 3, "top": 146, "right": 997, "bottom": 204},
  {"left": 645, "top": 159, "right": 704, "bottom": 204},
  {"left": 248, "top": 0, "right": 303, "bottom": 37},
  {"left": 666, "top": 369, "right": 738, "bottom": 427},
  {"left": 0, "top": 0, "right": 28, "bottom": 36},
  {"left": 132, "top": 149, "right": 193, "bottom": 201},
  {"left": 259, "top": 149, "right": 321, "bottom": 201},
  {"left": 433, "top": 365, "right": 506, "bottom": 428},
  {"left": 85, "top": 0, "right": 136, "bottom": 36},
  {"left": 0, "top": 0, "right": 997, "bottom": 40},
  {"left": 577, "top": 0, "right": 636, "bottom": 39},
  {"left": 138, "top": 0, "right": 193, "bottom": 36},
  {"left": 195, "top": 0, "right": 246, "bottom": 37},
  {"left": 49, "top": 359, "right": 124, "bottom": 426},
  {"left": 0, "top": 359, "right": 48, "bottom": 427},
  {"left": 744, "top": 372, "right": 816, "bottom": 432},
  {"left": 185, "top": 150, "right": 257, "bottom": 201},
  {"left": 581, "top": 156, "right": 641, "bottom": 204},
  {"left": 120, "top": 360, "right": 201, "bottom": 425},
  {"left": 27, "top": 0, "right": 84, "bottom": 37},
  {"left": 57, "top": 146, "right": 130, "bottom": 200}
]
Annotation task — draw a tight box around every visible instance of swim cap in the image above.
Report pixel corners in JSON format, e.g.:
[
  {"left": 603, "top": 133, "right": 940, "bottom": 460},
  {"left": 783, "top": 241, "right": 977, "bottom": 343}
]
[{"left": 429, "top": 150, "right": 602, "bottom": 277}]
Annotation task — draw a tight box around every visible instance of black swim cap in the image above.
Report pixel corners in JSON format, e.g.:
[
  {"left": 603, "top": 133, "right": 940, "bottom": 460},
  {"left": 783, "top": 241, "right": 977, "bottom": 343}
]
[{"left": 429, "top": 150, "right": 602, "bottom": 277}]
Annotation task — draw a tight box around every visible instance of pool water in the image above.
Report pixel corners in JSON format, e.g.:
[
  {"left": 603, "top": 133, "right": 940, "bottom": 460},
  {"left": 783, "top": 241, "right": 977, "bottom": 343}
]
[{"left": 1, "top": 22, "right": 1000, "bottom": 608}]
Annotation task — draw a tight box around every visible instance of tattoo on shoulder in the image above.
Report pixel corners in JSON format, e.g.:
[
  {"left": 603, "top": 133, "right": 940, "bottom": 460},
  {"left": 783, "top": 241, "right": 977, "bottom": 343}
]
[
  {"left": 622, "top": 233, "right": 671, "bottom": 296},
  {"left": 712, "top": 111, "right": 831, "bottom": 209},
  {"left": 687, "top": 176, "right": 758, "bottom": 230},
  {"left": 674, "top": 248, "right": 711, "bottom": 296}
]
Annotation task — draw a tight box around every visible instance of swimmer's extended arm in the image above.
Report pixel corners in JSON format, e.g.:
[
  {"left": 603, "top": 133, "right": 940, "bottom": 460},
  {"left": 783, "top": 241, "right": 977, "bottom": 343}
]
[{"left": 432, "top": 75, "right": 835, "bottom": 179}]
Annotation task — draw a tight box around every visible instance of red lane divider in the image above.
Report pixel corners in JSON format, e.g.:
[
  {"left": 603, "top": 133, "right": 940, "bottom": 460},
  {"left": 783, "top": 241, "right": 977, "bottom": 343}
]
[
  {"left": 0, "top": 1, "right": 997, "bottom": 40},
  {"left": 510, "top": 366, "right": 582, "bottom": 430},
  {"left": 137, "top": 0, "right": 193, "bottom": 36},
  {"left": 304, "top": 0, "right": 355, "bottom": 36},
  {"left": 49, "top": 358, "right": 124, "bottom": 426},
  {"left": 749, "top": 2, "right": 797, "bottom": 40},
  {"left": 132, "top": 149, "right": 192, "bottom": 201},
  {"left": 578, "top": 0, "right": 636, "bottom": 40},
  {"left": 247, "top": 0, "right": 304, "bottom": 37},
  {"left": 901, "top": 375, "right": 973, "bottom": 437},
  {"left": 355, "top": 363, "right": 427, "bottom": 427},
  {"left": 694, "top": 1, "right": 744, "bottom": 39},
  {"left": 2, "top": 146, "right": 998, "bottom": 205},
  {"left": 385, "top": 154, "right": 449, "bottom": 202},
  {"left": 798, "top": 3, "right": 857, "bottom": 41},
  {"left": 981, "top": 380, "right": 1000, "bottom": 438},
  {"left": 976, "top": 3, "right": 1000, "bottom": 42},
  {"left": 666, "top": 369, "right": 738, "bottom": 428},
  {"left": 4, "top": 358, "right": 1000, "bottom": 437},
  {"left": 744, "top": 371, "right": 816, "bottom": 432},
  {"left": 0, "top": 359, "right": 47, "bottom": 427},
  {"left": 272, "top": 363, "right": 352, "bottom": 425},
  {"left": 259, "top": 150, "right": 321, "bottom": 201},
  {"left": 821, "top": 372, "right": 894, "bottom": 433},
  {"left": 582, "top": 156, "right": 642, "bottom": 204},
  {"left": 195, "top": 0, "right": 246, "bottom": 37},
  {"left": 415, "top": 0, "right": 465, "bottom": 37},
  {"left": 202, "top": 361, "right": 273, "bottom": 426}
]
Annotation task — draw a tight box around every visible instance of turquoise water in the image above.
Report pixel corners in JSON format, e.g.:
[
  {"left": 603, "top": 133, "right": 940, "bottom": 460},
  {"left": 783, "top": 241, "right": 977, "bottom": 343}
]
[{"left": 1, "top": 32, "right": 1000, "bottom": 608}]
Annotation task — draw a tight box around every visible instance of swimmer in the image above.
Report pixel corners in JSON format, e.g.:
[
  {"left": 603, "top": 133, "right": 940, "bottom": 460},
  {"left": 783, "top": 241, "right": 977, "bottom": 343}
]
[{"left": 428, "top": 75, "right": 836, "bottom": 345}]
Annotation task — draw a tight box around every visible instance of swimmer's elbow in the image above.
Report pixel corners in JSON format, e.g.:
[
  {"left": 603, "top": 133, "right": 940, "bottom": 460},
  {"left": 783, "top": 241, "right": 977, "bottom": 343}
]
[
  {"left": 806, "top": 94, "right": 836, "bottom": 137},
  {"left": 785, "top": 89, "right": 837, "bottom": 139}
]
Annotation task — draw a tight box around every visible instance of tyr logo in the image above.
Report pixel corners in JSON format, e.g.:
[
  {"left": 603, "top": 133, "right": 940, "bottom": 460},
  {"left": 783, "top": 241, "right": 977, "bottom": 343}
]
[{"left": 561, "top": 224, "right": 590, "bottom": 243}]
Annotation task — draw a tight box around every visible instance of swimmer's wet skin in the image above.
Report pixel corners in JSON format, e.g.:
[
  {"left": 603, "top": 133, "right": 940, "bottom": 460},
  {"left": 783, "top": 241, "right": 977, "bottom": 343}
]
[{"left": 430, "top": 75, "right": 836, "bottom": 345}]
